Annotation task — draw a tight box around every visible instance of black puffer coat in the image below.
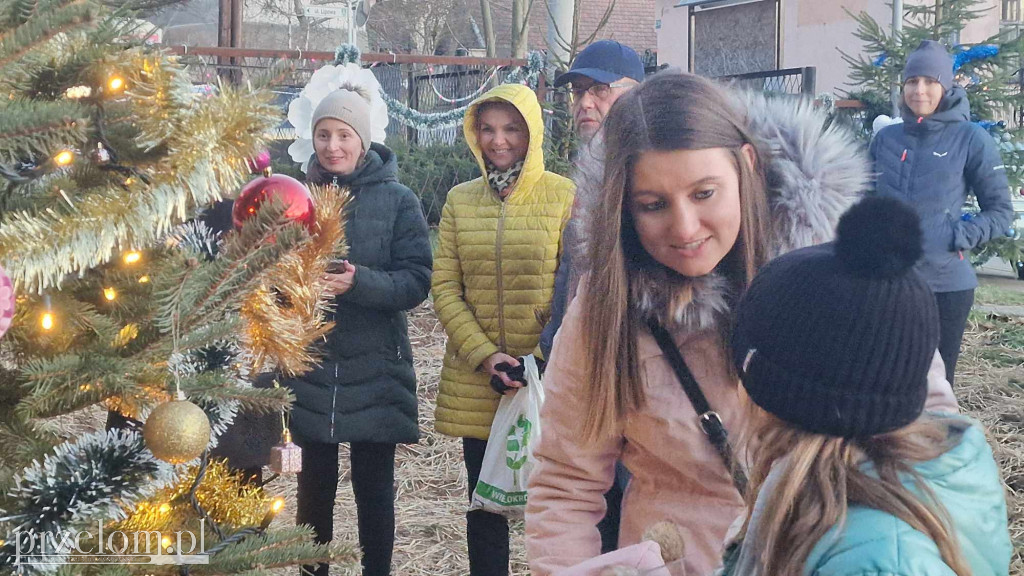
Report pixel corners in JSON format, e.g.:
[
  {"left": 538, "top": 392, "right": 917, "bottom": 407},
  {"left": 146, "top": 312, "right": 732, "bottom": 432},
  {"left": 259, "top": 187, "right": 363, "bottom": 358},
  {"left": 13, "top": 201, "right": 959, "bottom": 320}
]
[{"left": 286, "top": 142, "right": 432, "bottom": 444}]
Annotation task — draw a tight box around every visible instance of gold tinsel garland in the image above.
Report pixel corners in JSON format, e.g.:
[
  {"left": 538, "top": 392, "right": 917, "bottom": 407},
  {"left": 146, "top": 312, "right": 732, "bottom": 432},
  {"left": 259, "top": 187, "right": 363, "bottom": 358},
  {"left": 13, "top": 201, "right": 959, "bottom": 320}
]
[
  {"left": 241, "top": 184, "right": 350, "bottom": 376},
  {"left": 118, "top": 459, "right": 273, "bottom": 534}
]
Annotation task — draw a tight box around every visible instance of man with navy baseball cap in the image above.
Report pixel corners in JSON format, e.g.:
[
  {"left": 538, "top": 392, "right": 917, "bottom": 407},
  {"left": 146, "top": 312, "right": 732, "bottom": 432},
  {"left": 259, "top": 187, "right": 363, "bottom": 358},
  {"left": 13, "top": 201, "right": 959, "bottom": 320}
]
[
  {"left": 554, "top": 40, "right": 645, "bottom": 141},
  {"left": 541, "top": 40, "right": 644, "bottom": 556}
]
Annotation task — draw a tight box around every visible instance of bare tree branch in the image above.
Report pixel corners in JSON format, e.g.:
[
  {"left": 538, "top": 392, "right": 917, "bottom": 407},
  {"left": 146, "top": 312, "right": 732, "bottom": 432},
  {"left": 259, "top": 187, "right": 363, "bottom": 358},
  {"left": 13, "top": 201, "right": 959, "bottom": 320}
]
[{"left": 544, "top": 0, "right": 616, "bottom": 69}]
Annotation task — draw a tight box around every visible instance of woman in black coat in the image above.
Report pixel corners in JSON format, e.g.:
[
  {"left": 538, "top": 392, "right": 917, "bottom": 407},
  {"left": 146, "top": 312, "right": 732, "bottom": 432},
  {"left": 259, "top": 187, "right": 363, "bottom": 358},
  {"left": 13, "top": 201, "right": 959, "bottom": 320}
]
[{"left": 290, "top": 85, "right": 432, "bottom": 576}]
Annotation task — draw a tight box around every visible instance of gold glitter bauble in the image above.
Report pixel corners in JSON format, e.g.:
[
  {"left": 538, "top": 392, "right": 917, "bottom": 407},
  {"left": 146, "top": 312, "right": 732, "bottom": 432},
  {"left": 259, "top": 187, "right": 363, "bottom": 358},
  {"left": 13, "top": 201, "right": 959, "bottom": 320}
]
[{"left": 143, "top": 399, "right": 211, "bottom": 464}]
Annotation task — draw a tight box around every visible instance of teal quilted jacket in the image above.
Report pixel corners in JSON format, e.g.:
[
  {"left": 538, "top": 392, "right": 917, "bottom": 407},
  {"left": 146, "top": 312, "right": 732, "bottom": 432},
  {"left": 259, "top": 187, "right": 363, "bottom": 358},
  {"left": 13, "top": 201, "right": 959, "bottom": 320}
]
[{"left": 722, "top": 415, "right": 1011, "bottom": 576}]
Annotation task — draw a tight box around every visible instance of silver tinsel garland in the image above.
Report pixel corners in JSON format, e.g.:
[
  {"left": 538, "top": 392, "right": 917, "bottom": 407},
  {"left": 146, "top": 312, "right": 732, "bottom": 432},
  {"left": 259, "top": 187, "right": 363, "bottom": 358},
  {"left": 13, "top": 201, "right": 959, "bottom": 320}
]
[
  {"left": 333, "top": 44, "right": 545, "bottom": 131},
  {"left": 1, "top": 430, "right": 177, "bottom": 572}
]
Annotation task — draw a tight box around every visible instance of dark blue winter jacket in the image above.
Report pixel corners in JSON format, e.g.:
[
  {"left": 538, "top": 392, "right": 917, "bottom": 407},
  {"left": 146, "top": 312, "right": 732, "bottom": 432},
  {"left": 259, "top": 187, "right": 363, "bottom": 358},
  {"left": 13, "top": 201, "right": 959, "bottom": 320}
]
[{"left": 870, "top": 87, "right": 1014, "bottom": 292}]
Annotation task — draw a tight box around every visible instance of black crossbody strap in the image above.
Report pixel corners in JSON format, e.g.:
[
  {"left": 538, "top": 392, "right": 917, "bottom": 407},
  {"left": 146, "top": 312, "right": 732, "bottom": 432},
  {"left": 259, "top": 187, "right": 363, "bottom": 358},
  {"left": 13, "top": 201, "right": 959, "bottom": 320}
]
[{"left": 647, "top": 320, "right": 748, "bottom": 494}]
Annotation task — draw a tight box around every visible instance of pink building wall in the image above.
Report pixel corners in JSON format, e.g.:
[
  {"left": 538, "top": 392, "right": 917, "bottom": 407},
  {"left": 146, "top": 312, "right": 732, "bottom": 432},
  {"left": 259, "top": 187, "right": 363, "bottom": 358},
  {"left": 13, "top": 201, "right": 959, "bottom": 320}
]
[{"left": 656, "top": 0, "right": 1002, "bottom": 96}]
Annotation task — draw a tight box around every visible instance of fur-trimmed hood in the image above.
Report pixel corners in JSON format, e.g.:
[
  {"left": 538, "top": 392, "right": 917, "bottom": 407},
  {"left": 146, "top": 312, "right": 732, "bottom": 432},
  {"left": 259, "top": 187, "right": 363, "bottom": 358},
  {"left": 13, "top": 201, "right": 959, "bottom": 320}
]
[{"left": 573, "top": 89, "right": 869, "bottom": 332}]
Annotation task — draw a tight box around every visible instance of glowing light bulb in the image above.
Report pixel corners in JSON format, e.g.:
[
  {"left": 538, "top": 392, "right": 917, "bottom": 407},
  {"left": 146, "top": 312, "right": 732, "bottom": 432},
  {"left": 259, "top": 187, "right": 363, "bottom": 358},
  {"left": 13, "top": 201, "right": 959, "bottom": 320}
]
[
  {"left": 123, "top": 251, "right": 142, "bottom": 265},
  {"left": 108, "top": 76, "right": 125, "bottom": 92},
  {"left": 41, "top": 312, "right": 54, "bottom": 331},
  {"left": 138, "top": 275, "right": 150, "bottom": 283},
  {"left": 103, "top": 287, "right": 117, "bottom": 301},
  {"left": 158, "top": 503, "right": 171, "bottom": 514},
  {"left": 54, "top": 150, "right": 74, "bottom": 166},
  {"left": 272, "top": 497, "right": 285, "bottom": 513}
]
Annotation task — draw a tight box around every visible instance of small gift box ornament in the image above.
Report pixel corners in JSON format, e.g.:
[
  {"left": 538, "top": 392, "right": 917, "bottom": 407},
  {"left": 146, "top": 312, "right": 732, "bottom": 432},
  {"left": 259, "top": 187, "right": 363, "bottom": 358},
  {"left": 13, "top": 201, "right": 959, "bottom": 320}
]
[{"left": 269, "top": 429, "right": 302, "bottom": 475}]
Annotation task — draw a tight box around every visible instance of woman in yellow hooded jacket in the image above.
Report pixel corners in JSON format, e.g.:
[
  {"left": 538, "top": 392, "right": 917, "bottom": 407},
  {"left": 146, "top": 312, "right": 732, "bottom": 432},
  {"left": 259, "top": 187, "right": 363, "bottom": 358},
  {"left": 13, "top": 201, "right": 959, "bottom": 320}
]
[{"left": 431, "top": 83, "right": 575, "bottom": 575}]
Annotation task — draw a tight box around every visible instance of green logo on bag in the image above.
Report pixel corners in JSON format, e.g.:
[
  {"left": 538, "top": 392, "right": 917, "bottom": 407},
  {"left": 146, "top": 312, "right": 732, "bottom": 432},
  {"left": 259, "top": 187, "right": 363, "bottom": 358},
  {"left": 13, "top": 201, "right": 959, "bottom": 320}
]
[{"left": 505, "top": 415, "right": 532, "bottom": 489}]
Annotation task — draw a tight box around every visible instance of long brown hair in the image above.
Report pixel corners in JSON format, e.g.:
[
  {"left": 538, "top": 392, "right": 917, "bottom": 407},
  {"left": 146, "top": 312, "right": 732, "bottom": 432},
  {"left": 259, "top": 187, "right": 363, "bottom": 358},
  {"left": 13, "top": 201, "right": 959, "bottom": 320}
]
[
  {"left": 737, "top": 402, "right": 971, "bottom": 575},
  {"left": 579, "top": 72, "right": 773, "bottom": 441}
]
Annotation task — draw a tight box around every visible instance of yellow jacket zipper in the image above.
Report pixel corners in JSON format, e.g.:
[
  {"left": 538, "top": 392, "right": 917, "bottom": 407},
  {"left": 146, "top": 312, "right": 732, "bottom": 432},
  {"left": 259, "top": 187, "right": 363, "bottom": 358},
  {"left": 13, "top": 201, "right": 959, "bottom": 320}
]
[{"left": 496, "top": 200, "right": 508, "bottom": 352}]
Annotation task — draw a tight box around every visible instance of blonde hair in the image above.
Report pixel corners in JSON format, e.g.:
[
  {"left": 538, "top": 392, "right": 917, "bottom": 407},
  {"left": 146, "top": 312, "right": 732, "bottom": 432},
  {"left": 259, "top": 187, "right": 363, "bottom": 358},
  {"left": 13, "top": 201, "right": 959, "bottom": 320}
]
[
  {"left": 578, "top": 72, "right": 773, "bottom": 441},
  {"left": 737, "top": 403, "right": 972, "bottom": 575}
]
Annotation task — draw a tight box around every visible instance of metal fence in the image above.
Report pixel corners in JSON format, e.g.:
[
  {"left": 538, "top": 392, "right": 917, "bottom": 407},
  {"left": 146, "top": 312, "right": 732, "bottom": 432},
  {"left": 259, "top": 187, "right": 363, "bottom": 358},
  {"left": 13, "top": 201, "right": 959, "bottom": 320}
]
[
  {"left": 164, "top": 46, "right": 534, "bottom": 145},
  {"left": 717, "top": 66, "right": 817, "bottom": 96},
  {"left": 164, "top": 46, "right": 826, "bottom": 153},
  {"left": 392, "top": 65, "right": 525, "bottom": 145}
]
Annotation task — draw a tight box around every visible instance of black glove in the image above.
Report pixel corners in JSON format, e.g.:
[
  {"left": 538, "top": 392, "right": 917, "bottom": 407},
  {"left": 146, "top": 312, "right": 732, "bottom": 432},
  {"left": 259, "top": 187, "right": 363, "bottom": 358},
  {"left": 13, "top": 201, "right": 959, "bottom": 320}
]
[
  {"left": 489, "top": 372, "right": 512, "bottom": 394},
  {"left": 489, "top": 361, "right": 521, "bottom": 394},
  {"left": 489, "top": 356, "right": 548, "bottom": 393}
]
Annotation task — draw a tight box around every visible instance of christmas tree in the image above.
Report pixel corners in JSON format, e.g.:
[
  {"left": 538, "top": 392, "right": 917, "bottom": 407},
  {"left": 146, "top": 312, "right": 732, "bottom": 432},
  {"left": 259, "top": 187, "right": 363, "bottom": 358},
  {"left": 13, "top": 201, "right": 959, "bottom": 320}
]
[
  {"left": 0, "top": 0, "right": 358, "bottom": 573},
  {"left": 843, "top": 0, "right": 1024, "bottom": 275}
]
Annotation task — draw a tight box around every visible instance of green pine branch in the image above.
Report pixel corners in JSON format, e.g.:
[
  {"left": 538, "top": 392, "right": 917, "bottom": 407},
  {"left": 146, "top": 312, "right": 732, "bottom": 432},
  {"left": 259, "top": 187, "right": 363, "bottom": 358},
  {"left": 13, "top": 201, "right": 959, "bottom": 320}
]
[
  {"left": 0, "top": 0, "right": 101, "bottom": 75},
  {"left": 903, "top": 0, "right": 985, "bottom": 41},
  {"left": 195, "top": 526, "right": 360, "bottom": 575},
  {"left": 0, "top": 161, "right": 245, "bottom": 293},
  {"left": 0, "top": 0, "right": 37, "bottom": 32},
  {"left": 0, "top": 99, "right": 90, "bottom": 163},
  {"left": 190, "top": 383, "right": 293, "bottom": 417},
  {"left": 14, "top": 353, "right": 143, "bottom": 419},
  {"left": 0, "top": 80, "right": 278, "bottom": 292},
  {"left": 153, "top": 202, "right": 307, "bottom": 337},
  {"left": 0, "top": 413, "right": 60, "bottom": 488}
]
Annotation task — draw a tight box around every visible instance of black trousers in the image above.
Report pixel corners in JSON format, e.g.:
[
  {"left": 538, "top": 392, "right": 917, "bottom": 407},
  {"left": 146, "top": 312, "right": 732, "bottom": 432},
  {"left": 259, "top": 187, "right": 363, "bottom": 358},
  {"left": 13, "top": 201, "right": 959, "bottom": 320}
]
[
  {"left": 463, "top": 437, "right": 509, "bottom": 576},
  {"left": 597, "top": 461, "right": 630, "bottom": 553},
  {"left": 295, "top": 438, "right": 397, "bottom": 576},
  {"left": 935, "top": 289, "right": 975, "bottom": 386}
]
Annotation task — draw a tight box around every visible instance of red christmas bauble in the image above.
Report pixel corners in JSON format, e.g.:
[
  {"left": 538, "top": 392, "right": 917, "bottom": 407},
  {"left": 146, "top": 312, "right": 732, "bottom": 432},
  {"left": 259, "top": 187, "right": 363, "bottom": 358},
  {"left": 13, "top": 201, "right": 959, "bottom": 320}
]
[{"left": 232, "top": 173, "right": 316, "bottom": 233}]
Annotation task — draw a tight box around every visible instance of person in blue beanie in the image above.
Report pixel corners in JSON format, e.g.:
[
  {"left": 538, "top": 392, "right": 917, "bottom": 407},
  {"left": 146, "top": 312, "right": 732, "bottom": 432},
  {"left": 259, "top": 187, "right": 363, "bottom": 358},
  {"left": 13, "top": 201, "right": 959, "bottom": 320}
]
[{"left": 870, "top": 39, "right": 1013, "bottom": 385}]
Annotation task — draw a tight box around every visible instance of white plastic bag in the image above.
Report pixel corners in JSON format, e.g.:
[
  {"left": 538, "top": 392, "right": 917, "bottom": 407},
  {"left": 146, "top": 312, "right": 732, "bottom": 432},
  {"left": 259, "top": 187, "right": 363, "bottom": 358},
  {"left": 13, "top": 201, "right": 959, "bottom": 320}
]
[{"left": 469, "top": 354, "right": 545, "bottom": 518}]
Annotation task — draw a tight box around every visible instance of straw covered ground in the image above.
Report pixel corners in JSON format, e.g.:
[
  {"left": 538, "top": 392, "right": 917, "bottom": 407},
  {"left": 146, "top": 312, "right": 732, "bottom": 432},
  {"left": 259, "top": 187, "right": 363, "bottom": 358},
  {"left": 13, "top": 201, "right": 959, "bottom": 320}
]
[
  {"left": 267, "top": 304, "right": 531, "bottom": 575},
  {"left": 956, "top": 308, "right": 1024, "bottom": 573},
  {"left": 270, "top": 300, "right": 1024, "bottom": 575},
  {"left": 58, "top": 291, "right": 1024, "bottom": 575}
]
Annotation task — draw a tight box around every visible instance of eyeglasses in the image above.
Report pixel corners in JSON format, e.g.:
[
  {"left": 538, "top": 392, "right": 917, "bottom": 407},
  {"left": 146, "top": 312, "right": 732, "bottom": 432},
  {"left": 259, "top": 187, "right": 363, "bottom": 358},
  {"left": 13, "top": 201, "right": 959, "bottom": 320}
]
[{"left": 569, "top": 81, "right": 631, "bottom": 103}]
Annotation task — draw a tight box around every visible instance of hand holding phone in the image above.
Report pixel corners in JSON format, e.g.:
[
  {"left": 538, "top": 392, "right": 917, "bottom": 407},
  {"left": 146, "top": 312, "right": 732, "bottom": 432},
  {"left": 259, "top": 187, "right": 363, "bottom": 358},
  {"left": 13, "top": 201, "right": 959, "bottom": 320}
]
[
  {"left": 323, "top": 260, "right": 356, "bottom": 295},
  {"left": 326, "top": 259, "right": 349, "bottom": 274}
]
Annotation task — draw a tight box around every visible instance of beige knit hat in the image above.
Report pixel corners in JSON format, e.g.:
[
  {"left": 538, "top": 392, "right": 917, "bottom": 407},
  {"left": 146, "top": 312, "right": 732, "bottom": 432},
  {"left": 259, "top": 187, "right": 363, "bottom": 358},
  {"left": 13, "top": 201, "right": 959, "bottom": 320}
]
[{"left": 311, "top": 84, "right": 373, "bottom": 154}]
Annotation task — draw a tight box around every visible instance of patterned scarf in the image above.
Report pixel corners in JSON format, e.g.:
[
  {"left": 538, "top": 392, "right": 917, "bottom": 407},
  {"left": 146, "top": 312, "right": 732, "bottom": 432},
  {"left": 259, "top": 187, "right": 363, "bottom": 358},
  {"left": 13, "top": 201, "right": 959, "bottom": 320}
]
[{"left": 485, "top": 160, "right": 524, "bottom": 198}]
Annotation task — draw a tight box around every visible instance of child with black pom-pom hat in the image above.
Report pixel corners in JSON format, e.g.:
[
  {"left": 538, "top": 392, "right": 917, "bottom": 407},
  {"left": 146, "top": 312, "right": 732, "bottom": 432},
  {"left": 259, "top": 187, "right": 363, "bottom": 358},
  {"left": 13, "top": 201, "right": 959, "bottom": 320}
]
[{"left": 719, "top": 197, "right": 1011, "bottom": 575}]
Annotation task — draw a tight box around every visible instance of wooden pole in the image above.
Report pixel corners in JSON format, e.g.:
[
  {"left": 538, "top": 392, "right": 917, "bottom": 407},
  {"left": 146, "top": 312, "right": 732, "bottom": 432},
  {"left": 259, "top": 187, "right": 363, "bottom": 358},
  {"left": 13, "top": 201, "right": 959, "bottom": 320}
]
[
  {"left": 229, "top": 0, "right": 244, "bottom": 84},
  {"left": 217, "top": 0, "right": 232, "bottom": 80}
]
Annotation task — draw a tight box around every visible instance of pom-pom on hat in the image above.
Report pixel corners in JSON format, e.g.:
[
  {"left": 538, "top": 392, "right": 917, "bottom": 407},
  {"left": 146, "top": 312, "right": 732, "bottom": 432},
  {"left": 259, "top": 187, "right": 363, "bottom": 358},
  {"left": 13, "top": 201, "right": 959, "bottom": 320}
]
[
  {"left": 730, "top": 197, "right": 940, "bottom": 438},
  {"left": 311, "top": 83, "right": 373, "bottom": 154}
]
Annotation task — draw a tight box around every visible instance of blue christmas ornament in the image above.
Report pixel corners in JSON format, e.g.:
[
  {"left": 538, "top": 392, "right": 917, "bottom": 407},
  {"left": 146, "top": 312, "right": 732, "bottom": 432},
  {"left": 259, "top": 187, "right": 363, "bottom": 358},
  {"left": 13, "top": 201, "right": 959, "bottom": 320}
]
[
  {"left": 976, "top": 120, "right": 1005, "bottom": 135},
  {"left": 953, "top": 44, "right": 999, "bottom": 71},
  {"left": 961, "top": 212, "right": 977, "bottom": 222},
  {"left": 872, "top": 53, "right": 888, "bottom": 67}
]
